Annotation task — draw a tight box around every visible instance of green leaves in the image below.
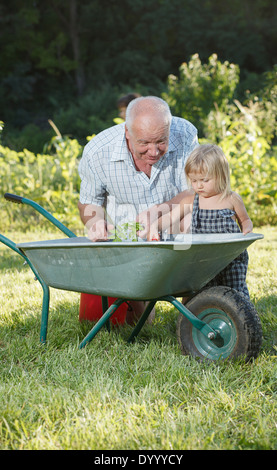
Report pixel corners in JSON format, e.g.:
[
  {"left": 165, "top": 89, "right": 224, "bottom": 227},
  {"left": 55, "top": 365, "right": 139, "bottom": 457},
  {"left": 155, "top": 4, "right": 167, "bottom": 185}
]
[
  {"left": 162, "top": 54, "right": 240, "bottom": 136},
  {"left": 109, "top": 222, "right": 143, "bottom": 242},
  {"left": 0, "top": 133, "right": 82, "bottom": 231},
  {"left": 164, "top": 54, "right": 277, "bottom": 226}
]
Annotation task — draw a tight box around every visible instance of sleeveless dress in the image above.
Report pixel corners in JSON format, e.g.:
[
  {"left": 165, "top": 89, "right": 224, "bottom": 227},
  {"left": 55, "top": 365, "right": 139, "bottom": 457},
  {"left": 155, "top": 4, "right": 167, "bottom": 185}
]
[{"left": 191, "top": 193, "right": 250, "bottom": 299}]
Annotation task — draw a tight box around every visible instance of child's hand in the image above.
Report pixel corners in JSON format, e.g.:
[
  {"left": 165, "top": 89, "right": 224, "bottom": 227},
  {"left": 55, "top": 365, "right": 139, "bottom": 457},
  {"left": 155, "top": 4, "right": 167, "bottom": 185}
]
[
  {"left": 243, "top": 227, "right": 253, "bottom": 235},
  {"left": 147, "top": 223, "right": 160, "bottom": 241},
  {"left": 136, "top": 210, "right": 151, "bottom": 238},
  {"left": 242, "top": 220, "right": 253, "bottom": 235}
]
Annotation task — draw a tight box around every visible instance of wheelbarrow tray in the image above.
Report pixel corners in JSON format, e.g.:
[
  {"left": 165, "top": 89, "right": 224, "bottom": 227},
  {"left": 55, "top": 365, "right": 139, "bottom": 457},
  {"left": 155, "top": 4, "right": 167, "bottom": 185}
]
[{"left": 17, "top": 233, "right": 263, "bottom": 300}]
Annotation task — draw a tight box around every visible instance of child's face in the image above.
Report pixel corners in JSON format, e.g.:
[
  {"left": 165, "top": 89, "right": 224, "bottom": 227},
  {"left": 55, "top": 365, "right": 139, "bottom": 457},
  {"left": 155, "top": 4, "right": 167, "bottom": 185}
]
[
  {"left": 118, "top": 107, "right": 127, "bottom": 119},
  {"left": 188, "top": 171, "right": 217, "bottom": 198}
]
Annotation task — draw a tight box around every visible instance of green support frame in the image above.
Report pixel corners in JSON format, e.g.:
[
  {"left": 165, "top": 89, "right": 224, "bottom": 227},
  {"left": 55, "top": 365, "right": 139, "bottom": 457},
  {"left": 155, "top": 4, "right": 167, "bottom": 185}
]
[{"left": 78, "top": 295, "right": 217, "bottom": 349}]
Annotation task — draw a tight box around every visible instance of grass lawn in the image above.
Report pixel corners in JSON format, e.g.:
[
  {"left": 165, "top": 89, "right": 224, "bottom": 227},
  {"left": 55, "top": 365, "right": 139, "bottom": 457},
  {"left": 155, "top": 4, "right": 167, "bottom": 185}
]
[{"left": 0, "top": 226, "right": 276, "bottom": 450}]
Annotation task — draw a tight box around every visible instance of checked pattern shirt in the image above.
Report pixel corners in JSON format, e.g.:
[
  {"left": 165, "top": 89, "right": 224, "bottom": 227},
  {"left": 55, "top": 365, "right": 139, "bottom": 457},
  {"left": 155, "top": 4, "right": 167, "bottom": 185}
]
[{"left": 78, "top": 117, "right": 198, "bottom": 225}]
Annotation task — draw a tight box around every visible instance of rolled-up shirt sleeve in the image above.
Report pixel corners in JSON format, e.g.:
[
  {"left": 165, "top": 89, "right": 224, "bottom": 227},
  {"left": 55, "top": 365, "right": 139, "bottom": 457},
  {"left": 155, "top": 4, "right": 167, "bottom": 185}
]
[
  {"left": 78, "top": 150, "right": 106, "bottom": 206},
  {"left": 78, "top": 136, "right": 109, "bottom": 206},
  {"left": 78, "top": 124, "right": 126, "bottom": 207}
]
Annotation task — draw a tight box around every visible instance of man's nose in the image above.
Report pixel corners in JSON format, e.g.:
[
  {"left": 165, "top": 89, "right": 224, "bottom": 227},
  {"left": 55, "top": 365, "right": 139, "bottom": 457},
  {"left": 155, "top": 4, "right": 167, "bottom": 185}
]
[{"left": 148, "top": 144, "right": 159, "bottom": 156}]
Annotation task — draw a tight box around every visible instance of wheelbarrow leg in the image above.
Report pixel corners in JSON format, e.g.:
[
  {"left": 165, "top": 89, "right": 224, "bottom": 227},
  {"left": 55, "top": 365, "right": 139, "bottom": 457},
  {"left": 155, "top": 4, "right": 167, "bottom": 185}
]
[
  {"left": 127, "top": 300, "right": 157, "bottom": 343},
  {"left": 39, "top": 282, "right": 50, "bottom": 344},
  {"left": 163, "top": 295, "right": 217, "bottom": 340},
  {"left": 0, "top": 233, "right": 51, "bottom": 345},
  {"left": 127, "top": 295, "right": 218, "bottom": 344},
  {"left": 102, "top": 296, "right": 110, "bottom": 332},
  {"left": 79, "top": 298, "right": 126, "bottom": 349},
  {"left": 22, "top": 261, "right": 50, "bottom": 344}
]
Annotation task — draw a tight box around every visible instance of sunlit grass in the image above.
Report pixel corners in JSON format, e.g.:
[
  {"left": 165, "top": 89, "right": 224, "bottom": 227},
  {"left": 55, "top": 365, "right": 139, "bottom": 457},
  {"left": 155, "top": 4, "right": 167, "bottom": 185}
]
[{"left": 0, "top": 226, "right": 276, "bottom": 450}]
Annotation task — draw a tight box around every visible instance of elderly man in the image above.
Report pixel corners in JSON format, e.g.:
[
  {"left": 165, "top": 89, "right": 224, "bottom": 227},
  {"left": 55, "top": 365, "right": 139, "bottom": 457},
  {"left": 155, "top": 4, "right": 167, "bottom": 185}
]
[
  {"left": 78, "top": 96, "right": 198, "bottom": 241},
  {"left": 78, "top": 96, "right": 198, "bottom": 323}
]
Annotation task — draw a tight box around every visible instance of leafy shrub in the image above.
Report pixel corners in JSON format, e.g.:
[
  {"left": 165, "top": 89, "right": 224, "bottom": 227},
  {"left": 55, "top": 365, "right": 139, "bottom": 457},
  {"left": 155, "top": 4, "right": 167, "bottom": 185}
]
[
  {"left": 162, "top": 53, "right": 240, "bottom": 137},
  {"left": 201, "top": 101, "right": 277, "bottom": 225},
  {"left": 2, "top": 123, "right": 53, "bottom": 154},
  {"left": 163, "top": 54, "right": 277, "bottom": 226},
  {"left": 0, "top": 134, "right": 83, "bottom": 232},
  {"left": 52, "top": 85, "right": 122, "bottom": 145}
]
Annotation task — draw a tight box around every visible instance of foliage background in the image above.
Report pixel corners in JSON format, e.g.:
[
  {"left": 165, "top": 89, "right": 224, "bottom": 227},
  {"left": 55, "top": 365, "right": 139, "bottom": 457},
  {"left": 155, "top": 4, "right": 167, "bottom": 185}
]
[
  {"left": 1, "top": 0, "right": 277, "bottom": 147},
  {"left": 0, "top": 0, "right": 276, "bottom": 229},
  {"left": 0, "top": 2, "right": 276, "bottom": 450}
]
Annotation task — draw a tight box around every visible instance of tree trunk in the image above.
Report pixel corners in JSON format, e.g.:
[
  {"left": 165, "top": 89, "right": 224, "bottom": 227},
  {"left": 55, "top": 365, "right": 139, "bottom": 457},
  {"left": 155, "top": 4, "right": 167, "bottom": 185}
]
[{"left": 69, "top": 0, "right": 85, "bottom": 95}]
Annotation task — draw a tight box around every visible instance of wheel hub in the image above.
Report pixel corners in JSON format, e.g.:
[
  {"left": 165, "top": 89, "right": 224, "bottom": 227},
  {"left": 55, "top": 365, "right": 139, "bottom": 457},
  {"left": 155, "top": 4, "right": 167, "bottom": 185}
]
[{"left": 192, "top": 308, "right": 237, "bottom": 359}]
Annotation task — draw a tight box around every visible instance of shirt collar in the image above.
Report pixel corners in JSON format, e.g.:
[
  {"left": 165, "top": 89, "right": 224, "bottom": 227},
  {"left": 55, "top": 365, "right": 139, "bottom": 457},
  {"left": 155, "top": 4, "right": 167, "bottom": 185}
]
[{"left": 110, "top": 124, "right": 130, "bottom": 162}]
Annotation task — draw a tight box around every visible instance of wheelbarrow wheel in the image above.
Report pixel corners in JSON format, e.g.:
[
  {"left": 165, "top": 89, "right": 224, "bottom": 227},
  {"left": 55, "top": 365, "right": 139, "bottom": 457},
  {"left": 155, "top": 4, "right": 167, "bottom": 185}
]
[{"left": 176, "top": 286, "right": 263, "bottom": 361}]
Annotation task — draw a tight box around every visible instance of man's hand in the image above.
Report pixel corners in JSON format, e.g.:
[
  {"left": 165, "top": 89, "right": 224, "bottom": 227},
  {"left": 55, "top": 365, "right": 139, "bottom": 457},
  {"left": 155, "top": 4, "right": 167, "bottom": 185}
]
[
  {"left": 78, "top": 201, "right": 113, "bottom": 242},
  {"left": 87, "top": 219, "right": 114, "bottom": 242}
]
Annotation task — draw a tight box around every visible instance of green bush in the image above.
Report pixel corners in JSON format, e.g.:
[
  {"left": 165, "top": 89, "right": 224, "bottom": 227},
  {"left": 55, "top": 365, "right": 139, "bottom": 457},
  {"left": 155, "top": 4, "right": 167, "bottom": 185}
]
[
  {"left": 201, "top": 105, "right": 277, "bottom": 225},
  {"left": 52, "top": 85, "right": 127, "bottom": 145},
  {"left": 2, "top": 123, "right": 53, "bottom": 154},
  {"left": 163, "top": 54, "right": 277, "bottom": 226},
  {"left": 162, "top": 53, "right": 240, "bottom": 137},
  {"left": 0, "top": 134, "right": 83, "bottom": 232}
]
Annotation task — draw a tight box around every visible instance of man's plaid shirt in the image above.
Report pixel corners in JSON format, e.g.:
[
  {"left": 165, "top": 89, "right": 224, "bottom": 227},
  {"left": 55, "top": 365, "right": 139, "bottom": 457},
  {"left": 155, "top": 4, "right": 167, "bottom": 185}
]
[{"left": 78, "top": 116, "right": 198, "bottom": 225}]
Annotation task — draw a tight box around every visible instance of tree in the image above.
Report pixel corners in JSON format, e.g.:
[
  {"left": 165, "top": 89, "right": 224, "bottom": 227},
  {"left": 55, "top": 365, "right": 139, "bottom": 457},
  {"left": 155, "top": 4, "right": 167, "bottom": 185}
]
[{"left": 162, "top": 54, "right": 240, "bottom": 136}]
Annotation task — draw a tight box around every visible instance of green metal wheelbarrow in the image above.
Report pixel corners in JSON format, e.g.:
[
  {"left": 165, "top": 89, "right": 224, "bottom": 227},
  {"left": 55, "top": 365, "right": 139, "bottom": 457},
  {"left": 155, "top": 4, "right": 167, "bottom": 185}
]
[{"left": 1, "top": 193, "right": 264, "bottom": 361}]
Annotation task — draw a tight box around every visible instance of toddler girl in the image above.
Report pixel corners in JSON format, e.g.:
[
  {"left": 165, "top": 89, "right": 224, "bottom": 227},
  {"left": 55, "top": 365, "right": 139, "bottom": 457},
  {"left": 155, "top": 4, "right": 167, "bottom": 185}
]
[{"left": 144, "top": 144, "right": 253, "bottom": 298}]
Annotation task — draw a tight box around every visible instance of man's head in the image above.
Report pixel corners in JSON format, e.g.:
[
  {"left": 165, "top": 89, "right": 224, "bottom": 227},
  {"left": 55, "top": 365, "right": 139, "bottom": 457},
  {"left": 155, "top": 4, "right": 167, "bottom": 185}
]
[{"left": 125, "top": 96, "right": 172, "bottom": 166}]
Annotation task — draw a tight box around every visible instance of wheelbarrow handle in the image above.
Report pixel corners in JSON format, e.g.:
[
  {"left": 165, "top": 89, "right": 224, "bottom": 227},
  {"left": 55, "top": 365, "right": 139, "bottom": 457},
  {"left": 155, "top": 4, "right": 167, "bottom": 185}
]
[
  {"left": 4, "top": 192, "right": 76, "bottom": 238},
  {"left": 4, "top": 193, "right": 23, "bottom": 204}
]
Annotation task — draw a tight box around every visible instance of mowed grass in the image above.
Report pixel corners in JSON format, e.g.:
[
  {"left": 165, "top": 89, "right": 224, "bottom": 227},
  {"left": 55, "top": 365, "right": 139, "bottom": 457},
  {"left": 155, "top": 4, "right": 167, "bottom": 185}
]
[{"left": 0, "top": 226, "right": 276, "bottom": 450}]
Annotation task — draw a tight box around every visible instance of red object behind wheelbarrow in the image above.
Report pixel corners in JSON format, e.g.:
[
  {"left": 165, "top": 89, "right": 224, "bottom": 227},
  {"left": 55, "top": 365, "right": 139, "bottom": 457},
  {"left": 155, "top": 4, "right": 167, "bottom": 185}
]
[{"left": 79, "top": 293, "right": 127, "bottom": 325}]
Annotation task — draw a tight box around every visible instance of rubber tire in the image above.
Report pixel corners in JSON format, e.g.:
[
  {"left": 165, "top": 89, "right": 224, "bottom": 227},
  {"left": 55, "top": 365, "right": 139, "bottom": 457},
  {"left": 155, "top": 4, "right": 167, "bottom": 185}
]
[{"left": 176, "top": 286, "right": 263, "bottom": 361}]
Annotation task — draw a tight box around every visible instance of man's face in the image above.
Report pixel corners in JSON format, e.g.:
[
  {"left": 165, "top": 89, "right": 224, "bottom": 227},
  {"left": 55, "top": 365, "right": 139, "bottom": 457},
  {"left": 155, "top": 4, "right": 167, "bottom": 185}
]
[{"left": 125, "top": 115, "right": 170, "bottom": 166}]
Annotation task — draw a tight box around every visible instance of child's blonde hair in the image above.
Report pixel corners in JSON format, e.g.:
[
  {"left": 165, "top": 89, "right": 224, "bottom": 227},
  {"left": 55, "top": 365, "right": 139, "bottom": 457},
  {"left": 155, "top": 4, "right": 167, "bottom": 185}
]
[{"left": 185, "top": 144, "right": 231, "bottom": 199}]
